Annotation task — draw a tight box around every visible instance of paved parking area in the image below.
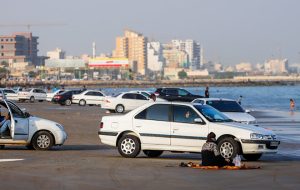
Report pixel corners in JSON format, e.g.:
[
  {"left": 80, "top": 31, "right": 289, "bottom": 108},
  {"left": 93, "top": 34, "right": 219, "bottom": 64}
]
[{"left": 0, "top": 102, "right": 299, "bottom": 190}]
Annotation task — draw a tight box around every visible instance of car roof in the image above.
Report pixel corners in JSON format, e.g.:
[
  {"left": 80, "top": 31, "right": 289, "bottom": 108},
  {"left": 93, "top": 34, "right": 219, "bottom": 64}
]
[{"left": 193, "top": 98, "right": 236, "bottom": 102}]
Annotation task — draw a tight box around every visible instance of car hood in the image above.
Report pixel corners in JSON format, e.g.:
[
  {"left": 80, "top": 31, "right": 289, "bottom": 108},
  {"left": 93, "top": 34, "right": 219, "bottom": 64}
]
[
  {"left": 219, "top": 122, "right": 274, "bottom": 135},
  {"left": 222, "top": 112, "right": 256, "bottom": 122}
]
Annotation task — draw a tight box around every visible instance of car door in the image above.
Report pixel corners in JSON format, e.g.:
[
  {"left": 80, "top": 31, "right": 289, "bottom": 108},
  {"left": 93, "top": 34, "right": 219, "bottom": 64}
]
[
  {"left": 6, "top": 101, "right": 29, "bottom": 140},
  {"left": 4, "top": 89, "right": 18, "bottom": 100},
  {"left": 133, "top": 104, "right": 171, "bottom": 146},
  {"left": 93, "top": 91, "right": 105, "bottom": 106},
  {"left": 170, "top": 105, "right": 208, "bottom": 152},
  {"left": 121, "top": 93, "right": 137, "bottom": 110},
  {"left": 83, "top": 91, "right": 95, "bottom": 104},
  {"left": 32, "top": 89, "right": 40, "bottom": 100}
]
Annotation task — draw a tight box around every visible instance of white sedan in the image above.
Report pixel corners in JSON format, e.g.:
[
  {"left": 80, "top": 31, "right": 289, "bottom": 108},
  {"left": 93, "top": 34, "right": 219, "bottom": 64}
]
[
  {"left": 98, "top": 102, "right": 279, "bottom": 161},
  {"left": 46, "top": 89, "right": 65, "bottom": 102},
  {"left": 0, "top": 89, "right": 19, "bottom": 101},
  {"left": 18, "top": 88, "right": 47, "bottom": 102},
  {"left": 102, "top": 92, "right": 152, "bottom": 113},
  {"left": 192, "top": 98, "right": 257, "bottom": 125},
  {"left": 0, "top": 99, "right": 67, "bottom": 150},
  {"left": 72, "top": 90, "right": 106, "bottom": 106}
]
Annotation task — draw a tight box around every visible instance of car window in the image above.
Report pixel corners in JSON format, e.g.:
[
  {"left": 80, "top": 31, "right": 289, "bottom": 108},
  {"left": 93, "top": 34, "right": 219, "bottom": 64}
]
[
  {"left": 173, "top": 105, "right": 200, "bottom": 123},
  {"left": 193, "top": 99, "right": 204, "bottom": 104},
  {"left": 207, "top": 100, "right": 244, "bottom": 112},
  {"left": 33, "top": 89, "right": 38, "bottom": 93},
  {"left": 85, "top": 91, "right": 95, "bottom": 96},
  {"left": 194, "top": 105, "right": 232, "bottom": 122},
  {"left": 122, "top": 93, "right": 136, "bottom": 99},
  {"left": 141, "top": 92, "right": 150, "bottom": 98},
  {"left": 178, "top": 89, "right": 189, "bottom": 96},
  {"left": 4, "top": 90, "right": 16, "bottom": 94},
  {"left": 136, "top": 94, "right": 147, "bottom": 100},
  {"left": 164, "top": 89, "right": 178, "bottom": 95},
  {"left": 135, "top": 104, "right": 170, "bottom": 121},
  {"left": 73, "top": 90, "right": 83, "bottom": 95},
  {"left": 94, "top": 92, "right": 103, "bottom": 96},
  {"left": 7, "top": 101, "right": 24, "bottom": 118}
]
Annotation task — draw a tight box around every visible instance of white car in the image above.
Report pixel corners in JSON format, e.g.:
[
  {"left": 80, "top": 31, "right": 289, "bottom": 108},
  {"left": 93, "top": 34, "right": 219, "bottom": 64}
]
[
  {"left": 46, "top": 89, "right": 65, "bottom": 102},
  {"left": 0, "top": 89, "right": 19, "bottom": 101},
  {"left": 0, "top": 99, "right": 67, "bottom": 150},
  {"left": 98, "top": 102, "right": 279, "bottom": 161},
  {"left": 72, "top": 90, "right": 106, "bottom": 106},
  {"left": 102, "top": 92, "right": 152, "bottom": 113},
  {"left": 192, "top": 98, "right": 257, "bottom": 125},
  {"left": 18, "top": 88, "right": 47, "bottom": 102}
]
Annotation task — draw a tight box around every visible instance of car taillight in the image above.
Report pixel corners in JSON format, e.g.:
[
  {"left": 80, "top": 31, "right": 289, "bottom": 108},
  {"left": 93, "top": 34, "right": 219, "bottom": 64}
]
[
  {"left": 99, "top": 122, "right": 104, "bottom": 129},
  {"left": 55, "top": 95, "right": 62, "bottom": 99}
]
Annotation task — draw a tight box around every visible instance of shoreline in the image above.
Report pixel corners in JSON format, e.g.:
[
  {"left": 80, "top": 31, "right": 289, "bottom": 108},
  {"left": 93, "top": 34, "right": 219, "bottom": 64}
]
[{"left": 2, "top": 78, "right": 300, "bottom": 88}]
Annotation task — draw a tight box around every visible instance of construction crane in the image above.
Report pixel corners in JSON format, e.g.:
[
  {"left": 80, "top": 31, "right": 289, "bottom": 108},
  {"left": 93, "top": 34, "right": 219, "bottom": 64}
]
[{"left": 0, "top": 23, "right": 67, "bottom": 31}]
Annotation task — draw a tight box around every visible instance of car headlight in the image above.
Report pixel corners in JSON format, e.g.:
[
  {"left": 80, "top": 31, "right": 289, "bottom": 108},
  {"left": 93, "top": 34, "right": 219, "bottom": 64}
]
[
  {"left": 56, "top": 123, "right": 65, "bottom": 131},
  {"left": 250, "top": 133, "right": 263, "bottom": 139}
]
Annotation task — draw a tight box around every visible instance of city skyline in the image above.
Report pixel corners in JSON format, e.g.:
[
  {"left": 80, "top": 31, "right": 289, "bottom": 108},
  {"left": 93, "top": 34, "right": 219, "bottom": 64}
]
[{"left": 1, "top": 0, "right": 300, "bottom": 66}]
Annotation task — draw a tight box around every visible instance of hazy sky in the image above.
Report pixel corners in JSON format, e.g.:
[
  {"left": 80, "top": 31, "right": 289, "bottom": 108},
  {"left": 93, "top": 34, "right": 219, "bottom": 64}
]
[{"left": 1, "top": 0, "right": 300, "bottom": 66}]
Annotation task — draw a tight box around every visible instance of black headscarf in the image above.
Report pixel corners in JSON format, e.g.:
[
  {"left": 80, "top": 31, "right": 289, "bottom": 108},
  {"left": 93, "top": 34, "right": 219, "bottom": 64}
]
[{"left": 206, "top": 132, "right": 217, "bottom": 142}]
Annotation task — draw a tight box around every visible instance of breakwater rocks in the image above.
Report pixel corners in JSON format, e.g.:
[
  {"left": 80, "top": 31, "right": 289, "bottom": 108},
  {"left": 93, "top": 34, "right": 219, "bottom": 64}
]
[{"left": 2, "top": 78, "right": 300, "bottom": 88}]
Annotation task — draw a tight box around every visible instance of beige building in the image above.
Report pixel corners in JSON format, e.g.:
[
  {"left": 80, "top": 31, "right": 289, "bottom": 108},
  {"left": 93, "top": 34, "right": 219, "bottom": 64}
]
[
  {"left": 235, "top": 62, "right": 252, "bottom": 72},
  {"left": 113, "top": 29, "right": 147, "bottom": 75},
  {"left": 264, "top": 59, "right": 288, "bottom": 74},
  {"left": 47, "top": 48, "right": 65, "bottom": 59},
  {"left": 162, "top": 43, "right": 188, "bottom": 68}
]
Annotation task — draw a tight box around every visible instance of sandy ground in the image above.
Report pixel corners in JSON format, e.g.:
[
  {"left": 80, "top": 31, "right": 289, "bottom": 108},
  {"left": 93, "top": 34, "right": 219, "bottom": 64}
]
[{"left": 0, "top": 102, "right": 299, "bottom": 190}]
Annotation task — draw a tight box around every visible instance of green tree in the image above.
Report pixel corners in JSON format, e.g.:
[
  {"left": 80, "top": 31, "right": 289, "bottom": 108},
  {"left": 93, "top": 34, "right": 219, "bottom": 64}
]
[
  {"left": 178, "top": 70, "right": 188, "bottom": 79},
  {"left": 28, "top": 71, "right": 37, "bottom": 78}
]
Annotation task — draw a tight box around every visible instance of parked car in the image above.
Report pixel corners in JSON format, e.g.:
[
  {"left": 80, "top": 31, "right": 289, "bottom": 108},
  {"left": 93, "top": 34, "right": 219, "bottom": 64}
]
[
  {"left": 102, "top": 92, "right": 152, "bottom": 113},
  {"left": 52, "top": 90, "right": 83, "bottom": 106},
  {"left": 98, "top": 102, "right": 279, "bottom": 161},
  {"left": 0, "top": 99, "right": 67, "bottom": 150},
  {"left": 154, "top": 87, "right": 203, "bottom": 102},
  {"left": 13, "top": 87, "right": 23, "bottom": 93},
  {"left": 46, "top": 89, "right": 65, "bottom": 102},
  {"left": 192, "top": 98, "right": 257, "bottom": 125},
  {"left": 0, "top": 89, "right": 19, "bottom": 101},
  {"left": 72, "top": 90, "right": 106, "bottom": 106},
  {"left": 18, "top": 88, "right": 47, "bottom": 102}
]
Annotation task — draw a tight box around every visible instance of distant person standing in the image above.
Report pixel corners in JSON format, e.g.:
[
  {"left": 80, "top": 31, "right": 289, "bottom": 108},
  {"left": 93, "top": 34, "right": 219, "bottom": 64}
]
[
  {"left": 290, "top": 99, "right": 295, "bottom": 111},
  {"left": 237, "top": 95, "right": 243, "bottom": 105},
  {"left": 82, "top": 85, "right": 87, "bottom": 91},
  {"left": 150, "top": 94, "right": 156, "bottom": 102},
  {"left": 205, "top": 86, "right": 209, "bottom": 98}
]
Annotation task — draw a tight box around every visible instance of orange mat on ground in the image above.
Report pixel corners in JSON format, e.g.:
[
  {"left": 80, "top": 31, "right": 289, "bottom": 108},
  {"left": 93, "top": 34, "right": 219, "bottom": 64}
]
[{"left": 181, "top": 162, "right": 261, "bottom": 170}]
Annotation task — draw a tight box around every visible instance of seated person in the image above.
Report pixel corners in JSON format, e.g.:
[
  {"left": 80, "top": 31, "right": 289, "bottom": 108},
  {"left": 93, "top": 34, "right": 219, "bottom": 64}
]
[
  {"left": 0, "top": 113, "right": 11, "bottom": 137},
  {"left": 201, "top": 132, "right": 234, "bottom": 167}
]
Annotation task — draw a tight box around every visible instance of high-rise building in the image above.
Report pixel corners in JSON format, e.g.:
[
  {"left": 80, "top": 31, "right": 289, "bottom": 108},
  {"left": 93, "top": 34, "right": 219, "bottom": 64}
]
[
  {"left": 0, "top": 32, "right": 39, "bottom": 65},
  {"left": 163, "top": 43, "right": 188, "bottom": 68},
  {"left": 147, "top": 41, "right": 164, "bottom": 72},
  {"left": 264, "top": 59, "right": 288, "bottom": 74},
  {"left": 171, "top": 39, "right": 201, "bottom": 69},
  {"left": 113, "top": 29, "right": 147, "bottom": 75},
  {"left": 47, "top": 48, "right": 66, "bottom": 59},
  {"left": 235, "top": 62, "right": 252, "bottom": 72}
]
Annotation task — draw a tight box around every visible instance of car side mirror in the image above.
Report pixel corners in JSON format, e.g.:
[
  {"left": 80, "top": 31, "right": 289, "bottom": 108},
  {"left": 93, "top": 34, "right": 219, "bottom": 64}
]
[
  {"left": 23, "top": 111, "right": 30, "bottom": 118},
  {"left": 194, "top": 118, "right": 204, "bottom": 124}
]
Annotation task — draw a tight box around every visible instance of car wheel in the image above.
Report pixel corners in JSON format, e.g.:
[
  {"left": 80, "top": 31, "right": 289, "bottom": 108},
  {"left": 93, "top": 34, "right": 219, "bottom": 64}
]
[
  {"left": 243, "top": 153, "right": 262, "bottom": 161},
  {"left": 143, "top": 150, "right": 163, "bottom": 158},
  {"left": 0, "top": 145, "right": 5, "bottom": 149},
  {"left": 79, "top": 99, "right": 86, "bottom": 106},
  {"left": 218, "top": 137, "right": 240, "bottom": 160},
  {"left": 65, "top": 99, "right": 72, "bottom": 106},
  {"left": 115, "top": 104, "right": 125, "bottom": 113},
  {"left": 117, "top": 135, "right": 141, "bottom": 158},
  {"left": 32, "top": 131, "right": 54, "bottom": 150},
  {"left": 30, "top": 96, "right": 35, "bottom": 103}
]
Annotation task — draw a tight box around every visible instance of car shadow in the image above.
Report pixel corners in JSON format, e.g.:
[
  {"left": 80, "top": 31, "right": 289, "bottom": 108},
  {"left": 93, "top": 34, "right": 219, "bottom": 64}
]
[{"left": 0, "top": 144, "right": 112, "bottom": 151}]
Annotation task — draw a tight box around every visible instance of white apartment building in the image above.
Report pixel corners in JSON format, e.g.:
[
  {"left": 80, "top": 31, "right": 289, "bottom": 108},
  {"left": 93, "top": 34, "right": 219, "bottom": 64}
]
[
  {"left": 235, "top": 62, "right": 252, "bottom": 72},
  {"left": 147, "top": 42, "right": 164, "bottom": 72},
  {"left": 264, "top": 59, "right": 288, "bottom": 74},
  {"left": 47, "top": 48, "right": 66, "bottom": 59}
]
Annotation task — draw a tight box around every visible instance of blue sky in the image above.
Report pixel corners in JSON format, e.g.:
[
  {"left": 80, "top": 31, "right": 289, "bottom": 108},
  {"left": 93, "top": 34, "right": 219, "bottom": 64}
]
[{"left": 1, "top": 0, "right": 300, "bottom": 66}]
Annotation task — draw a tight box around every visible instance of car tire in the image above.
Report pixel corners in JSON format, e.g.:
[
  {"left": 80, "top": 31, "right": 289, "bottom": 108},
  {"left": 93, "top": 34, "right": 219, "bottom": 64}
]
[
  {"left": 30, "top": 96, "right": 35, "bottom": 103},
  {"left": 117, "top": 135, "right": 141, "bottom": 158},
  {"left": 79, "top": 99, "right": 86, "bottom": 106},
  {"left": 217, "top": 137, "right": 241, "bottom": 160},
  {"left": 31, "top": 131, "right": 54, "bottom": 151},
  {"left": 65, "top": 99, "right": 72, "bottom": 106},
  {"left": 115, "top": 104, "right": 125, "bottom": 113},
  {"left": 242, "top": 153, "right": 262, "bottom": 161},
  {"left": 143, "top": 150, "right": 163, "bottom": 158}
]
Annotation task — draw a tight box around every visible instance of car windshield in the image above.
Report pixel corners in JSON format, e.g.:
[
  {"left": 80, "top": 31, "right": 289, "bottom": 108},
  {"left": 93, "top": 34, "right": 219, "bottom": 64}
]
[
  {"left": 206, "top": 100, "right": 245, "bottom": 112},
  {"left": 24, "top": 88, "right": 32, "bottom": 92},
  {"left": 112, "top": 93, "right": 121, "bottom": 97},
  {"left": 194, "top": 105, "right": 233, "bottom": 122},
  {"left": 141, "top": 92, "right": 150, "bottom": 98}
]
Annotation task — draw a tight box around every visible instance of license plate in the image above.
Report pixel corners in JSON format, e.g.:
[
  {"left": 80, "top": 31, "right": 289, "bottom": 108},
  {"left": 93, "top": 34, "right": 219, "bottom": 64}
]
[{"left": 270, "top": 141, "right": 279, "bottom": 146}]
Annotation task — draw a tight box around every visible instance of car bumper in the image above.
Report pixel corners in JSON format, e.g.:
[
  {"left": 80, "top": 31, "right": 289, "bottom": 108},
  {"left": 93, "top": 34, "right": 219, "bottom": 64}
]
[
  {"left": 98, "top": 131, "right": 118, "bottom": 146},
  {"left": 241, "top": 139, "right": 280, "bottom": 154},
  {"left": 53, "top": 130, "right": 68, "bottom": 145},
  {"left": 72, "top": 99, "right": 80, "bottom": 104},
  {"left": 18, "top": 95, "right": 30, "bottom": 100}
]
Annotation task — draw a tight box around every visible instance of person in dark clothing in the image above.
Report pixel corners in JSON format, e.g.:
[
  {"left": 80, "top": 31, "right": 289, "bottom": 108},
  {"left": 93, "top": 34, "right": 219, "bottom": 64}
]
[
  {"left": 201, "top": 132, "right": 233, "bottom": 167},
  {"left": 205, "top": 86, "right": 209, "bottom": 98}
]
